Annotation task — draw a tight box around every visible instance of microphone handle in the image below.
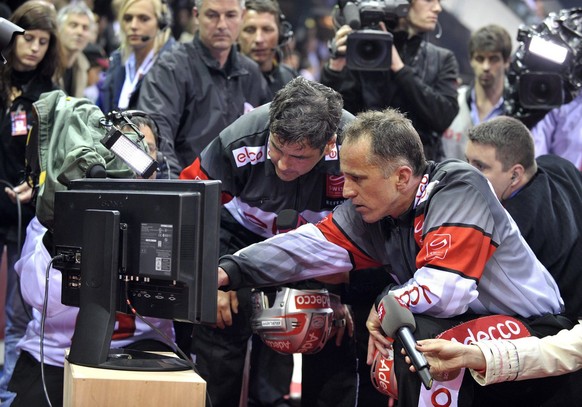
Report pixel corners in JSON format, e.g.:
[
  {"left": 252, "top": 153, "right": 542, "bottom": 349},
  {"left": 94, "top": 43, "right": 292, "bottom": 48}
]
[{"left": 398, "top": 327, "right": 433, "bottom": 390}]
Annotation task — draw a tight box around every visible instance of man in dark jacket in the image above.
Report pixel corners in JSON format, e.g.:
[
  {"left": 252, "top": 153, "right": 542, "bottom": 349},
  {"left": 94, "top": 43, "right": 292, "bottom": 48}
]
[
  {"left": 137, "top": 0, "right": 270, "bottom": 178},
  {"left": 321, "top": 0, "right": 459, "bottom": 161},
  {"left": 464, "top": 115, "right": 582, "bottom": 406},
  {"left": 237, "top": 0, "right": 297, "bottom": 95},
  {"left": 466, "top": 115, "right": 582, "bottom": 323}
]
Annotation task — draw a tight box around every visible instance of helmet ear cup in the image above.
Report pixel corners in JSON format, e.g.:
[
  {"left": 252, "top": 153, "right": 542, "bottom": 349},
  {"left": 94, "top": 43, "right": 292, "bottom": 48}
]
[{"left": 251, "top": 287, "right": 334, "bottom": 354}]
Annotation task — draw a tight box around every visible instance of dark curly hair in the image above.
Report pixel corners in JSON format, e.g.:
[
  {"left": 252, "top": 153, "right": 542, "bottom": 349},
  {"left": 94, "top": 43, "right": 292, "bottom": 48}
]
[{"left": 269, "top": 76, "right": 343, "bottom": 153}]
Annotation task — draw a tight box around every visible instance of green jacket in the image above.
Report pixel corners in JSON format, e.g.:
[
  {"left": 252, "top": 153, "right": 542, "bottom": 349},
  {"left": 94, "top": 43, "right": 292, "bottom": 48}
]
[{"left": 32, "top": 90, "right": 133, "bottom": 230}]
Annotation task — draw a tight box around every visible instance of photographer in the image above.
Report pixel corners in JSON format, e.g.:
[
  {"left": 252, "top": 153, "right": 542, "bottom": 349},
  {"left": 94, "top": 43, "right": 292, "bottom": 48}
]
[{"left": 321, "top": 0, "right": 459, "bottom": 160}]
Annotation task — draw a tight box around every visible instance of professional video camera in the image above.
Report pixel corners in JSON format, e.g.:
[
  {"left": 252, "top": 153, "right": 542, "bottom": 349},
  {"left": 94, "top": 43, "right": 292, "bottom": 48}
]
[
  {"left": 0, "top": 17, "right": 25, "bottom": 64},
  {"left": 505, "top": 8, "right": 582, "bottom": 127},
  {"left": 332, "top": 0, "right": 409, "bottom": 71}
]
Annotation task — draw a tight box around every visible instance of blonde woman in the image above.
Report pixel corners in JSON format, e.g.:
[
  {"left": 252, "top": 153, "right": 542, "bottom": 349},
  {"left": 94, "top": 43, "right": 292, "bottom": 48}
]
[{"left": 98, "top": 0, "right": 175, "bottom": 113}]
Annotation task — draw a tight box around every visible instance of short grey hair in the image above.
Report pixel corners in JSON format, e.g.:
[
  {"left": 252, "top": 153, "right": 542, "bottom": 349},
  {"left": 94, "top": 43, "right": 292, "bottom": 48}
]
[
  {"left": 57, "top": 1, "right": 96, "bottom": 30},
  {"left": 195, "top": 0, "right": 245, "bottom": 9}
]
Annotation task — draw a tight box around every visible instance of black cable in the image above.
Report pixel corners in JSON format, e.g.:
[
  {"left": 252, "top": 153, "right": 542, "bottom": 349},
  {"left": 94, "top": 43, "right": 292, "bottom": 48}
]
[
  {"left": 40, "top": 254, "right": 64, "bottom": 407},
  {"left": 163, "top": 155, "right": 171, "bottom": 180}
]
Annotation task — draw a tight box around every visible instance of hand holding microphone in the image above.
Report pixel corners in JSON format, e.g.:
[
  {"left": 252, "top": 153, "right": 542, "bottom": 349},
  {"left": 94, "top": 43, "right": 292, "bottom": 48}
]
[{"left": 378, "top": 294, "right": 433, "bottom": 390}]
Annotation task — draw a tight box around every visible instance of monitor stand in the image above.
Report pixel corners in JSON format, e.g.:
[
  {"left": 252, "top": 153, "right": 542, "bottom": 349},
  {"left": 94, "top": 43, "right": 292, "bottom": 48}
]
[
  {"left": 66, "top": 209, "right": 190, "bottom": 372},
  {"left": 71, "top": 348, "right": 192, "bottom": 372}
]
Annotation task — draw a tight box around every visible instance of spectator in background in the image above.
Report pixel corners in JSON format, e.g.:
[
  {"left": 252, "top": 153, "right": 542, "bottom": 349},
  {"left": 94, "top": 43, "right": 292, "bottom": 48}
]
[
  {"left": 237, "top": 0, "right": 297, "bottom": 94},
  {"left": 465, "top": 116, "right": 582, "bottom": 322},
  {"left": 56, "top": 1, "right": 95, "bottom": 97},
  {"left": 435, "top": 115, "right": 582, "bottom": 405},
  {"left": 0, "top": 2, "right": 61, "bottom": 403},
  {"left": 321, "top": 0, "right": 459, "bottom": 161},
  {"left": 94, "top": 0, "right": 122, "bottom": 55},
  {"left": 531, "top": 91, "right": 582, "bottom": 171},
  {"left": 98, "top": 0, "right": 176, "bottom": 114},
  {"left": 82, "top": 43, "right": 109, "bottom": 103},
  {"left": 137, "top": 0, "right": 270, "bottom": 178},
  {"left": 442, "top": 24, "right": 512, "bottom": 160}
]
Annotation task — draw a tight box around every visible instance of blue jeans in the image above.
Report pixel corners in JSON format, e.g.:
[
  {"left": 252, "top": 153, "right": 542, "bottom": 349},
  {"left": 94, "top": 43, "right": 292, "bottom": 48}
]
[{"left": 0, "top": 241, "right": 32, "bottom": 404}]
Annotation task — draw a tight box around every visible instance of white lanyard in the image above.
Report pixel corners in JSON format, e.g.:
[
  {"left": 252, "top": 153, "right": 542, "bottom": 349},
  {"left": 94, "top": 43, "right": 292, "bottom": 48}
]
[{"left": 118, "top": 50, "right": 155, "bottom": 109}]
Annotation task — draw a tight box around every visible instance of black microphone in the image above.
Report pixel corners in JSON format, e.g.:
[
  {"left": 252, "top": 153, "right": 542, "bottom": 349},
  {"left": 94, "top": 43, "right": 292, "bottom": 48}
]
[
  {"left": 141, "top": 35, "right": 151, "bottom": 42},
  {"left": 378, "top": 294, "right": 433, "bottom": 390},
  {"left": 276, "top": 209, "right": 308, "bottom": 233}
]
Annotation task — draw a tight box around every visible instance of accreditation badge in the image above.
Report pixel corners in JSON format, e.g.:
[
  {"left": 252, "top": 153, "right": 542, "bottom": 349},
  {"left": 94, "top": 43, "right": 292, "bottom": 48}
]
[{"left": 11, "top": 107, "right": 28, "bottom": 136}]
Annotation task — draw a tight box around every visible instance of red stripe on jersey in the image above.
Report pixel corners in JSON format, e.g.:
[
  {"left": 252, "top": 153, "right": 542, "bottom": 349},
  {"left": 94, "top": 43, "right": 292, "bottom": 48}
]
[
  {"left": 179, "top": 157, "right": 208, "bottom": 180},
  {"left": 179, "top": 157, "right": 233, "bottom": 204},
  {"left": 317, "top": 214, "right": 382, "bottom": 270},
  {"left": 417, "top": 225, "right": 496, "bottom": 280}
]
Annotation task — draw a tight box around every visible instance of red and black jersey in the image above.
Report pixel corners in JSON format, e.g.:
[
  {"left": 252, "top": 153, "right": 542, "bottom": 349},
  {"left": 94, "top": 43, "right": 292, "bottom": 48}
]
[{"left": 181, "top": 103, "right": 354, "bottom": 239}]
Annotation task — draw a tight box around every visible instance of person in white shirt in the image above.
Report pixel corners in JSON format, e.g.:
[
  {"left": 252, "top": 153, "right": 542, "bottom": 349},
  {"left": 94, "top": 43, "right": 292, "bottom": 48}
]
[
  {"left": 442, "top": 24, "right": 512, "bottom": 159},
  {"left": 406, "top": 322, "right": 582, "bottom": 385}
]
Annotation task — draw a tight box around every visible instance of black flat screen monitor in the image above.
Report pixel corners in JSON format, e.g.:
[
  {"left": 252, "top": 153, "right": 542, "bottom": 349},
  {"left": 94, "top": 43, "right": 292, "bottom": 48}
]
[{"left": 52, "top": 178, "right": 221, "bottom": 369}]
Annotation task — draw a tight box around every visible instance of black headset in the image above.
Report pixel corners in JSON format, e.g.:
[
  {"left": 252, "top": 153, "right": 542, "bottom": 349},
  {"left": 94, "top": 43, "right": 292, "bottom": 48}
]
[
  {"left": 158, "top": 0, "right": 171, "bottom": 31},
  {"left": 278, "top": 12, "right": 293, "bottom": 46},
  {"left": 121, "top": 110, "right": 160, "bottom": 140},
  {"left": 244, "top": 0, "right": 294, "bottom": 46},
  {"left": 121, "top": 110, "right": 172, "bottom": 178}
]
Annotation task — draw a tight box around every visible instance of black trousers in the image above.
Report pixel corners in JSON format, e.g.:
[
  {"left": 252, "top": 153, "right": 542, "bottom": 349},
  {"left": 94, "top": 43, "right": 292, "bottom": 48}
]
[
  {"left": 9, "top": 351, "right": 63, "bottom": 407},
  {"left": 191, "top": 287, "right": 294, "bottom": 407},
  {"left": 192, "top": 209, "right": 293, "bottom": 407},
  {"left": 300, "top": 333, "right": 358, "bottom": 407}
]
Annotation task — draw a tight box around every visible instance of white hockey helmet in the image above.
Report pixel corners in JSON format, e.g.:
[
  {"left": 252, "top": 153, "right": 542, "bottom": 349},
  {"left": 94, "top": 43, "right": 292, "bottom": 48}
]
[{"left": 251, "top": 287, "right": 335, "bottom": 354}]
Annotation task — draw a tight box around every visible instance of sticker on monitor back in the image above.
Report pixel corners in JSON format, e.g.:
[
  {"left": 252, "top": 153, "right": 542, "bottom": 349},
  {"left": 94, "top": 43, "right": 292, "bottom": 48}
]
[{"left": 140, "top": 223, "right": 173, "bottom": 277}]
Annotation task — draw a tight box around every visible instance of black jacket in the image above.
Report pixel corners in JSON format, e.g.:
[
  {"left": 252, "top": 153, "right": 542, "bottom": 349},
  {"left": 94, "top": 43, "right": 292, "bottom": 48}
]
[
  {"left": 0, "top": 71, "right": 56, "bottom": 231},
  {"left": 321, "top": 32, "right": 459, "bottom": 160},
  {"left": 137, "top": 34, "right": 271, "bottom": 177},
  {"left": 263, "top": 61, "right": 297, "bottom": 95},
  {"left": 503, "top": 154, "right": 582, "bottom": 321}
]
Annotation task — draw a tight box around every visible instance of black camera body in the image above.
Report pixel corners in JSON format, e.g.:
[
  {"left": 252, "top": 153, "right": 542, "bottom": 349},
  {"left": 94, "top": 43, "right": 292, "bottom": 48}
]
[
  {"left": 505, "top": 8, "right": 582, "bottom": 126},
  {"left": 334, "top": 0, "right": 409, "bottom": 71}
]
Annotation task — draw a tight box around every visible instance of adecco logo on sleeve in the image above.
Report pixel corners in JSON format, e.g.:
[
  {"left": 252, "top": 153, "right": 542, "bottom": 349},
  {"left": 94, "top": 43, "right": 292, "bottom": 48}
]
[{"left": 233, "top": 146, "right": 266, "bottom": 168}]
